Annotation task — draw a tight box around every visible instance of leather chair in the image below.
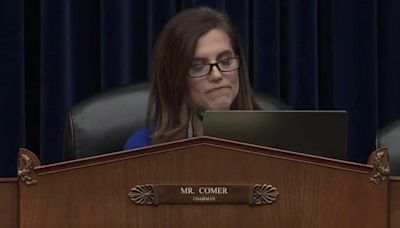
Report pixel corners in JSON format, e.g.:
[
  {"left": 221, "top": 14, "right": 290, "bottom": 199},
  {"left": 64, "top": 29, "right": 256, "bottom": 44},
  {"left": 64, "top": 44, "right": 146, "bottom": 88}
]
[
  {"left": 376, "top": 120, "right": 400, "bottom": 175},
  {"left": 64, "top": 84, "right": 291, "bottom": 160}
]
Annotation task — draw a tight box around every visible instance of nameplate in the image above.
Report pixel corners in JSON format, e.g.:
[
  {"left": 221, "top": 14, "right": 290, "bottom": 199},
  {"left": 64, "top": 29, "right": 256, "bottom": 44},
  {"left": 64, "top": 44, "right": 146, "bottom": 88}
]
[{"left": 128, "top": 184, "right": 279, "bottom": 206}]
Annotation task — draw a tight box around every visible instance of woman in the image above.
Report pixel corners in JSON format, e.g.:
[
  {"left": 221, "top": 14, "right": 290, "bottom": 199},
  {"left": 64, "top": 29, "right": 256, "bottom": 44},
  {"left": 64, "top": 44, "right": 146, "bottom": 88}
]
[{"left": 125, "top": 7, "right": 260, "bottom": 150}]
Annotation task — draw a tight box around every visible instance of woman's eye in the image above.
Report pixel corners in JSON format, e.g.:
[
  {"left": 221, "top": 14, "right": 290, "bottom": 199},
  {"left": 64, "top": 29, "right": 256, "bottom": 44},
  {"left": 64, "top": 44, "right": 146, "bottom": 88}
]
[
  {"left": 220, "top": 59, "right": 232, "bottom": 66},
  {"left": 191, "top": 64, "right": 205, "bottom": 72}
]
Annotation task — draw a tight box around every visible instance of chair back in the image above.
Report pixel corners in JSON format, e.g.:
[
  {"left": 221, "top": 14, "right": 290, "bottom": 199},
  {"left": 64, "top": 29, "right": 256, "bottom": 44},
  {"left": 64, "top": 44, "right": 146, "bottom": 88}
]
[
  {"left": 64, "top": 84, "right": 149, "bottom": 160},
  {"left": 377, "top": 120, "right": 400, "bottom": 175}
]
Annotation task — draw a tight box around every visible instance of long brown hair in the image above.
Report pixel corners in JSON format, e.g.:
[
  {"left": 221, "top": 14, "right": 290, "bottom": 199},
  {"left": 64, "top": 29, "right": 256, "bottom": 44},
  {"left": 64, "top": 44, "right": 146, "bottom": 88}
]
[{"left": 147, "top": 7, "right": 260, "bottom": 144}]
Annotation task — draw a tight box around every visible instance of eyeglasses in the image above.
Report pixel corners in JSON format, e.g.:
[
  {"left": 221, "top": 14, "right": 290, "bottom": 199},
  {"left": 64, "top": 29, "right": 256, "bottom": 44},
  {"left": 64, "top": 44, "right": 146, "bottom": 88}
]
[{"left": 188, "top": 57, "right": 240, "bottom": 78}]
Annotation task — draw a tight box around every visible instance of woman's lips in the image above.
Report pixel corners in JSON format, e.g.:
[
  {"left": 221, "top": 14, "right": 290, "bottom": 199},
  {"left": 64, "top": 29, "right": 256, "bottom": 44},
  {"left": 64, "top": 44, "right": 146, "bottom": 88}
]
[
  {"left": 205, "top": 86, "right": 232, "bottom": 98},
  {"left": 206, "top": 86, "right": 230, "bottom": 94}
]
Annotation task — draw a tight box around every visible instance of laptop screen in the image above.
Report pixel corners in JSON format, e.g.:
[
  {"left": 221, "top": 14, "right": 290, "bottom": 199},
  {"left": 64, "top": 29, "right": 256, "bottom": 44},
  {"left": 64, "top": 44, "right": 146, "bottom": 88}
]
[{"left": 203, "top": 110, "right": 348, "bottom": 160}]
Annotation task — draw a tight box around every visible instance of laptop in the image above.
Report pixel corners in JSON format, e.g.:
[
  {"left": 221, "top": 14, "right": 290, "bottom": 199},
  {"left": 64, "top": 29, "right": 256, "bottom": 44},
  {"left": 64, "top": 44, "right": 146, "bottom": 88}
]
[{"left": 203, "top": 110, "right": 348, "bottom": 160}]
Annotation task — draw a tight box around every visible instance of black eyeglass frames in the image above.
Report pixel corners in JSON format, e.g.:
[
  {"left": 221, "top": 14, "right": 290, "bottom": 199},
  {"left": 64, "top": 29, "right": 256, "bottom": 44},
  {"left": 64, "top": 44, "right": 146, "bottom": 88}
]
[{"left": 188, "top": 57, "right": 240, "bottom": 78}]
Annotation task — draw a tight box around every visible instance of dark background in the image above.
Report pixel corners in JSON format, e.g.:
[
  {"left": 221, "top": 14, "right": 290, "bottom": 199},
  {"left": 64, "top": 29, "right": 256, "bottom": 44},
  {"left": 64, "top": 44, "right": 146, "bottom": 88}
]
[{"left": 1, "top": 0, "right": 400, "bottom": 177}]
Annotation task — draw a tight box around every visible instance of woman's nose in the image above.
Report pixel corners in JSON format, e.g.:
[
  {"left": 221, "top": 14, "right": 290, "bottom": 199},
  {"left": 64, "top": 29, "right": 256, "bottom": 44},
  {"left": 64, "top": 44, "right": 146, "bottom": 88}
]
[{"left": 208, "top": 65, "right": 223, "bottom": 82}]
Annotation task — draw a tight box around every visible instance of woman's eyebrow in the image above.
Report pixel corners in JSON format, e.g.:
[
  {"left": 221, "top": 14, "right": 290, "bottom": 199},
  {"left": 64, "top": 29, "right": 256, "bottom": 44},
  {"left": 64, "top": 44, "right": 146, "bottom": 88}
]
[
  {"left": 192, "top": 50, "right": 235, "bottom": 62},
  {"left": 192, "top": 57, "right": 207, "bottom": 62},
  {"left": 217, "top": 50, "right": 234, "bottom": 60}
]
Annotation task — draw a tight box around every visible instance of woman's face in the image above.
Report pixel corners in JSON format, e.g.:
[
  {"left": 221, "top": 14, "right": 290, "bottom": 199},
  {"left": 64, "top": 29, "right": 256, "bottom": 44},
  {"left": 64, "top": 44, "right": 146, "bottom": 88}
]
[{"left": 187, "top": 28, "right": 239, "bottom": 112}]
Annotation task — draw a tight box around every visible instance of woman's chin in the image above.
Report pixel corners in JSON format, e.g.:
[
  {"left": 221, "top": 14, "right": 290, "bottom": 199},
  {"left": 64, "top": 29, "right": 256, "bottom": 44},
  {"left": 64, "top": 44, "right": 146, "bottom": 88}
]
[{"left": 206, "top": 100, "right": 232, "bottom": 110}]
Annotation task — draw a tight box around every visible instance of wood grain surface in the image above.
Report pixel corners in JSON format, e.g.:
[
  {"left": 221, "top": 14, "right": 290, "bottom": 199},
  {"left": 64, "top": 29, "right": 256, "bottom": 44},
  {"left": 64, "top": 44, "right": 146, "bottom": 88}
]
[
  {"left": 0, "top": 178, "right": 18, "bottom": 228},
  {"left": 390, "top": 177, "right": 400, "bottom": 228}
]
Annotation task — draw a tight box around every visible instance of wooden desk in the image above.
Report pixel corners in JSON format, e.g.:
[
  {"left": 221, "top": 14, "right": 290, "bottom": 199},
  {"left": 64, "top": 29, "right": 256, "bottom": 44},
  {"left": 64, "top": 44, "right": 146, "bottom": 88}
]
[{"left": 1, "top": 137, "right": 398, "bottom": 227}]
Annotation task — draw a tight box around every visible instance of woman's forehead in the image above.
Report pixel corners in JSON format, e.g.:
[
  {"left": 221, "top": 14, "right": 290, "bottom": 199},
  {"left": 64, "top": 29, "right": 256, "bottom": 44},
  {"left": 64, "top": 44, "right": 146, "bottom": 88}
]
[{"left": 193, "top": 28, "right": 234, "bottom": 60}]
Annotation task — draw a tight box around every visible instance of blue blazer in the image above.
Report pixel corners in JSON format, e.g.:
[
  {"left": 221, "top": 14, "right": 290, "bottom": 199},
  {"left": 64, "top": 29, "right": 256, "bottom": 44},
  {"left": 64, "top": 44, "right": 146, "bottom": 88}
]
[{"left": 124, "top": 127, "right": 151, "bottom": 150}]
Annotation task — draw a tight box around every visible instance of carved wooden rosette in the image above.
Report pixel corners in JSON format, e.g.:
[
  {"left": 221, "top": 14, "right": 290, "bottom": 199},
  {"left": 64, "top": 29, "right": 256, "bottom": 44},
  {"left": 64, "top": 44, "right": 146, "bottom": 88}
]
[
  {"left": 252, "top": 184, "right": 279, "bottom": 205},
  {"left": 128, "top": 184, "right": 155, "bottom": 205},
  {"left": 18, "top": 148, "right": 40, "bottom": 186},
  {"left": 368, "top": 147, "right": 390, "bottom": 185}
]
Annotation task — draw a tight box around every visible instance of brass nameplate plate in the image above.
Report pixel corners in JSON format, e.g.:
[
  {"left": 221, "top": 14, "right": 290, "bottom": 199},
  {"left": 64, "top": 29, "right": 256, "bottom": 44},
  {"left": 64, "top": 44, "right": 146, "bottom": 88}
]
[{"left": 128, "top": 184, "right": 279, "bottom": 206}]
